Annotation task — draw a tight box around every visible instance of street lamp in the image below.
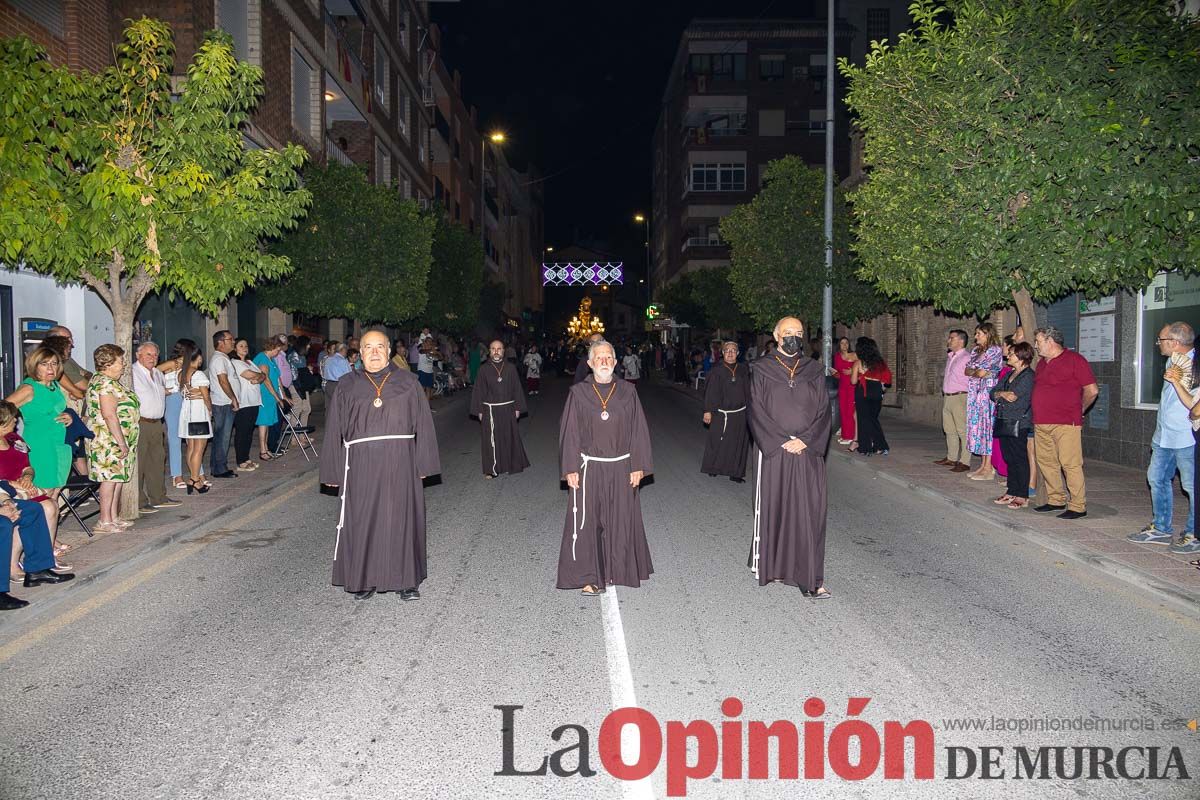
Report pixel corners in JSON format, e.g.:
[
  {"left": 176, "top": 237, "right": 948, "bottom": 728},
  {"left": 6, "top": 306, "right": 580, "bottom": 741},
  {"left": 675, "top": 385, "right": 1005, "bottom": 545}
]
[
  {"left": 481, "top": 130, "right": 506, "bottom": 253},
  {"left": 633, "top": 212, "right": 650, "bottom": 306}
]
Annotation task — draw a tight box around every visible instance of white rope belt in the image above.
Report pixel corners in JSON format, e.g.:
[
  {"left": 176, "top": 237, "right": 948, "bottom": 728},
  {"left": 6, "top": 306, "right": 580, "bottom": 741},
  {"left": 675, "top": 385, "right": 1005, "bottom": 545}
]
[
  {"left": 335, "top": 434, "right": 415, "bottom": 560},
  {"left": 571, "top": 452, "right": 631, "bottom": 561},
  {"left": 717, "top": 405, "right": 746, "bottom": 438},
  {"left": 484, "top": 400, "right": 515, "bottom": 476},
  {"left": 751, "top": 448, "right": 762, "bottom": 576}
]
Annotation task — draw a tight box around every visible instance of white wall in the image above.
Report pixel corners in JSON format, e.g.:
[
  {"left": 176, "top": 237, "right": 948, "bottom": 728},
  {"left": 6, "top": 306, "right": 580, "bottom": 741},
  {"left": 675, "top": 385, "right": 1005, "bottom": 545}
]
[{"left": 1, "top": 268, "right": 114, "bottom": 372}]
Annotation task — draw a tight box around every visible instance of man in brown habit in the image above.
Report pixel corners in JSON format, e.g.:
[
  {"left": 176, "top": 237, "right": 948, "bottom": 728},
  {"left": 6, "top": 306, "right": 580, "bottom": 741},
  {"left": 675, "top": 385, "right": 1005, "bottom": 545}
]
[
  {"left": 748, "top": 317, "right": 833, "bottom": 598},
  {"left": 320, "top": 330, "right": 441, "bottom": 601},
  {"left": 557, "top": 340, "right": 654, "bottom": 595},
  {"left": 470, "top": 340, "right": 530, "bottom": 479},
  {"left": 702, "top": 341, "right": 750, "bottom": 482}
]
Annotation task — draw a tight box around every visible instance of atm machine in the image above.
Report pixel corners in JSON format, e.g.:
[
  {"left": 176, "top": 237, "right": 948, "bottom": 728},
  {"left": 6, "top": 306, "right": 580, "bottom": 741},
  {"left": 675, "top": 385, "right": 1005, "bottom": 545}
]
[{"left": 20, "top": 317, "right": 56, "bottom": 353}]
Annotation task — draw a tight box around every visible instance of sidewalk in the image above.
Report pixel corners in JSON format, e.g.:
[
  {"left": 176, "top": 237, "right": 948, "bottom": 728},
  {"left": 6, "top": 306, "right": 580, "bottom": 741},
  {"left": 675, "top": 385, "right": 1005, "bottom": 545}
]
[
  {"left": 659, "top": 377, "right": 1200, "bottom": 612},
  {"left": 6, "top": 386, "right": 470, "bottom": 620}
]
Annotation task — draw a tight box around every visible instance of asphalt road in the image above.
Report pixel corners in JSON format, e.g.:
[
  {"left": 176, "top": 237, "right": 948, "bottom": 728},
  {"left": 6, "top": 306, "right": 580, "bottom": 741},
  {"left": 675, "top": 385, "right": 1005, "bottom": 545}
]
[{"left": 1, "top": 375, "right": 1197, "bottom": 800}]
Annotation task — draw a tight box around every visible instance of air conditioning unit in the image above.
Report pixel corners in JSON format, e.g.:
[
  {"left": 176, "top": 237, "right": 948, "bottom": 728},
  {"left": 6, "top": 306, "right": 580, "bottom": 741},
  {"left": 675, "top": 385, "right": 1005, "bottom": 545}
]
[{"left": 422, "top": 81, "right": 435, "bottom": 107}]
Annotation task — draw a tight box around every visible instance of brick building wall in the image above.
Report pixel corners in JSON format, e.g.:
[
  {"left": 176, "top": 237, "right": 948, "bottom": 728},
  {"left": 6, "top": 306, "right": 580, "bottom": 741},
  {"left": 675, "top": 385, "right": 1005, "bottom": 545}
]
[{"left": 1, "top": 0, "right": 111, "bottom": 70}]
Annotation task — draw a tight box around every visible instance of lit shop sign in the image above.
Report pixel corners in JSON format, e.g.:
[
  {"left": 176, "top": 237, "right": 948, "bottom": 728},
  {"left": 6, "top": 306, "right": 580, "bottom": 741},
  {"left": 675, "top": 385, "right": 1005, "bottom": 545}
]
[{"left": 542, "top": 262, "right": 624, "bottom": 287}]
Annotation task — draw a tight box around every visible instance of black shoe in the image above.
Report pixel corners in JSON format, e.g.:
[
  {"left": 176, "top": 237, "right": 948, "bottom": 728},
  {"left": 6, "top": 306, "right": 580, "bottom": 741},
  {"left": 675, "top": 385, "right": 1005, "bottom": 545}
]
[
  {"left": 213, "top": 471, "right": 237, "bottom": 479},
  {"left": 400, "top": 588, "right": 421, "bottom": 601},
  {"left": 1033, "top": 504, "right": 1067, "bottom": 513},
  {"left": 1057, "top": 509, "right": 1087, "bottom": 520},
  {"left": 729, "top": 477, "right": 745, "bottom": 483},
  {"left": 23, "top": 569, "right": 75, "bottom": 587},
  {"left": 0, "top": 592, "right": 29, "bottom": 610},
  {"left": 354, "top": 589, "right": 376, "bottom": 600}
]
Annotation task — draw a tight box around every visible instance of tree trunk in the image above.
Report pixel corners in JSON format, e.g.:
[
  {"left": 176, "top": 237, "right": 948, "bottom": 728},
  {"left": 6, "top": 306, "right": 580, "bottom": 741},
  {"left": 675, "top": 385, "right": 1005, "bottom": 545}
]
[
  {"left": 1012, "top": 287, "right": 1038, "bottom": 344},
  {"left": 112, "top": 300, "right": 141, "bottom": 522}
]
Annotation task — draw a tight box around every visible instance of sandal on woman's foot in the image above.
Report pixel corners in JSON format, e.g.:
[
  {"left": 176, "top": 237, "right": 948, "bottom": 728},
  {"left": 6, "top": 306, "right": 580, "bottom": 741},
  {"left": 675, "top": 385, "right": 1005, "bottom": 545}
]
[
  {"left": 580, "top": 585, "right": 605, "bottom": 596},
  {"left": 1007, "top": 499, "right": 1028, "bottom": 509},
  {"left": 94, "top": 522, "right": 123, "bottom": 533},
  {"left": 55, "top": 561, "right": 72, "bottom": 571},
  {"left": 969, "top": 472, "right": 995, "bottom": 481},
  {"left": 259, "top": 452, "right": 274, "bottom": 461},
  {"left": 809, "top": 587, "right": 832, "bottom": 600},
  {"left": 172, "top": 479, "right": 186, "bottom": 489},
  {"left": 993, "top": 495, "right": 1014, "bottom": 505},
  {"left": 53, "top": 543, "right": 72, "bottom": 556}
]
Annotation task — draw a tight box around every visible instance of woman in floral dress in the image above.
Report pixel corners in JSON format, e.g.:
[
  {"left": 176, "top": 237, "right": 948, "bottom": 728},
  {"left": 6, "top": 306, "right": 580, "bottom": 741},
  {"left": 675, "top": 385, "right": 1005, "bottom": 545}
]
[
  {"left": 965, "top": 323, "right": 1003, "bottom": 481},
  {"left": 85, "top": 344, "right": 140, "bottom": 532}
]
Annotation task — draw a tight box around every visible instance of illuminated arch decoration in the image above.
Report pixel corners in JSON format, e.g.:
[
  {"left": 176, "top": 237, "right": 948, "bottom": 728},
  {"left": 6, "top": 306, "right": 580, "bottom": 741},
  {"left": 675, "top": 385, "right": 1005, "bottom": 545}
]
[{"left": 541, "top": 262, "right": 624, "bottom": 287}]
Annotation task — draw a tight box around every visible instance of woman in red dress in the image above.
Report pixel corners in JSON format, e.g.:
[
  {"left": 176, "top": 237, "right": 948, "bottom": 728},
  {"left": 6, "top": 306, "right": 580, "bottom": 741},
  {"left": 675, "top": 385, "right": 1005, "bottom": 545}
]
[
  {"left": 832, "top": 337, "right": 858, "bottom": 446},
  {"left": 0, "top": 400, "right": 65, "bottom": 575}
]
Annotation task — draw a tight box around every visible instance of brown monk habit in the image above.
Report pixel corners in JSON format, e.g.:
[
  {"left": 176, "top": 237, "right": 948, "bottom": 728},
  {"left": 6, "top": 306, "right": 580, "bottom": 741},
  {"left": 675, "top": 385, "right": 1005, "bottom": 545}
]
[
  {"left": 320, "top": 365, "right": 441, "bottom": 593},
  {"left": 747, "top": 354, "right": 832, "bottom": 591},
  {"left": 469, "top": 358, "right": 530, "bottom": 476},
  {"left": 701, "top": 361, "right": 751, "bottom": 479},
  {"left": 556, "top": 376, "right": 654, "bottom": 590}
]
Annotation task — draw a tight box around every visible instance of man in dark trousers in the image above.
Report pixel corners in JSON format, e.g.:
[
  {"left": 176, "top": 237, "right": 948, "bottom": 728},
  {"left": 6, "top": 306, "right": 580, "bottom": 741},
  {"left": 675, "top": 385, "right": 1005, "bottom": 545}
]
[
  {"left": 470, "top": 340, "right": 530, "bottom": 479},
  {"left": 702, "top": 341, "right": 751, "bottom": 481},
  {"left": 748, "top": 316, "right": 833, "bottom": 598}
]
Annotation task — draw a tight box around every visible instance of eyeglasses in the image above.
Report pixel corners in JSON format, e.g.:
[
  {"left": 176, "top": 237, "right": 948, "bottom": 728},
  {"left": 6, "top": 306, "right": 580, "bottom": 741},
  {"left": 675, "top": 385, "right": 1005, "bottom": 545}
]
[{"left": 1156, "top": 338, "right": 1176, "bottom": 344}]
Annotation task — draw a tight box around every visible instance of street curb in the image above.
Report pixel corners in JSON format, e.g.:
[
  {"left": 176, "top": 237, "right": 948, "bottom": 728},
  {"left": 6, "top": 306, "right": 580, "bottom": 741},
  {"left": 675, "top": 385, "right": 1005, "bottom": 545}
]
[
  {"left": 656, "top": 378, "right": 1200, "bottom": 617},
  {"left": 2, "top": 386, "right": 473, "bottom": 633},
  {"left": 0, "top": 461, "right": 321, "bottom": 633}
]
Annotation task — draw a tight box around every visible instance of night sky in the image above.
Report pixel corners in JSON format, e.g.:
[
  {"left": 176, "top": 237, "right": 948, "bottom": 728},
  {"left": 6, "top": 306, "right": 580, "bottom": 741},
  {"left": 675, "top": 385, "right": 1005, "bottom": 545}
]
[{"left": 431, "top": 0, "right": 831, "bottom": 277}]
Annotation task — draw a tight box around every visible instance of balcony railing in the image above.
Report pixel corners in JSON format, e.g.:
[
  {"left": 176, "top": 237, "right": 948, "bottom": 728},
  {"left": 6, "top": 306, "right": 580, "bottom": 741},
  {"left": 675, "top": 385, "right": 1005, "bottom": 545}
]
[
  {"left": 325, "top": 137, "right": 354, "bottom": 167},
  {"left": 681, "top": 237, "right": 726, "bottom": 251}
]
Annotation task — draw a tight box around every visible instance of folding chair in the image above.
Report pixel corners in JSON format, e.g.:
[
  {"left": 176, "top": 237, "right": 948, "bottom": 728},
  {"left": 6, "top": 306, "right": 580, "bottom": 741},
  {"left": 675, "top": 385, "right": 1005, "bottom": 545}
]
[
  {"left": 59, "top": 464, "right": 101, "bottom": 537},
  {"left": 273, "top": 405, "right": 317, "bottom": 461}
]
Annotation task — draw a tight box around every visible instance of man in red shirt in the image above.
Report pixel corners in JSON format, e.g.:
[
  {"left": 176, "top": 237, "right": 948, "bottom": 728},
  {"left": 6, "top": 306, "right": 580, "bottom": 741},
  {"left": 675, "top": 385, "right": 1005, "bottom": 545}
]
[{"left": 1031, "top": 326, "right": 1099, "bottom": 519}]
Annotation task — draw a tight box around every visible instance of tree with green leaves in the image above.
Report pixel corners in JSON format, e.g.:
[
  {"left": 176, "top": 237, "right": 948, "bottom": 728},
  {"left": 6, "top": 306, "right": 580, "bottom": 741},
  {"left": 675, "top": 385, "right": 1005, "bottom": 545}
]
[
  {"left": 0, "top": 19, "right": 310, "bottom": 361},
  {"left": 263, "top": 162, "right": 433, "bottom": 324},
  {"left": 840, "top": 0, "right": 1200, "bottom": 330},
  {"left": 720, "top": 156, "right": 888, "bottom": 331},
  {"left": 417, "top": 210, "right": 484, "bottom": 334},
  {"left": 658, "top": 267, "right": 754, "bottom": 333}
]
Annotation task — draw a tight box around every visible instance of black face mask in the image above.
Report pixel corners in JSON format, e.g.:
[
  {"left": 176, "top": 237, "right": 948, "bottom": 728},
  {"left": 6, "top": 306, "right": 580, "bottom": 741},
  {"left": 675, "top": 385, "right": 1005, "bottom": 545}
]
[{"left": 780, "top": 335, "right": 803, "bottom": 356}]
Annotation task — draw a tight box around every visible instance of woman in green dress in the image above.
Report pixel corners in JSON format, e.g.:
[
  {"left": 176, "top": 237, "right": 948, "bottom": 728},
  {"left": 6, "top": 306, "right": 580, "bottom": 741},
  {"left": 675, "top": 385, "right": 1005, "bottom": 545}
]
[
  {"left": 84, "top": 345, "right": 140, "bottom": 532},
  {"left": 4, "top": 345, "right": 72, "bottom": 493}
]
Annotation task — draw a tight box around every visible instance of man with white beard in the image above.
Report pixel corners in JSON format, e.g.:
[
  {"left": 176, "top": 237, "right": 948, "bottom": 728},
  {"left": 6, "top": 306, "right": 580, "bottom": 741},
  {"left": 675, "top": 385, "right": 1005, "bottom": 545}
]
[{"left": 556, "top": 340, "right": 654, "bottom": 595}]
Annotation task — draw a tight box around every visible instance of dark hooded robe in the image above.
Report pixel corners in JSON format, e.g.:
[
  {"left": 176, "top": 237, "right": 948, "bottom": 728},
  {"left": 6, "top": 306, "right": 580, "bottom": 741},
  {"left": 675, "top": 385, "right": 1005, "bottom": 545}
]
[
  {"left": 556, "top": 376, "right": 654, "bottom": 589},
  {"left": 747, "top": 353, "right": 832, "bottom": 591},
  {"left": 470, "top": 358, "right": 530, "bottom": 476},
  {"left": 701, "top": 361, "right": 751, "bottom": 478},
  {"left": 319, "top": 365, "right": 441, "bottom": 594}
]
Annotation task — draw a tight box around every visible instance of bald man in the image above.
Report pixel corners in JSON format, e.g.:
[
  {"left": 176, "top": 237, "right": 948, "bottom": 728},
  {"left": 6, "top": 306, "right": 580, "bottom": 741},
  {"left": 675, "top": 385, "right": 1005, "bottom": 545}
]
[
  {"left": 320, "top": 330, "right": 441, "bottom": 601},
  {"left": 46, "top": 325, "right": 91, "bottom": 388},
  {"left": 469, "top": 339, "right": 530, "bottom": 478},
  {"left": 748, "top": 317, "right": 833, "bottom": 598}
]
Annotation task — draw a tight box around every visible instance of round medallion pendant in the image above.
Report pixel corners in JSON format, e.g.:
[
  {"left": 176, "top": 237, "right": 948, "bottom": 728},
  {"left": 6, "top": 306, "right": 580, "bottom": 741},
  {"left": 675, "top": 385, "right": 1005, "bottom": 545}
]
[
  {"left": 497, "top": 377, "right": 502, "bottom": 382},
  {"left": 373, "top": 397, "right": 383, "bottom": 408},
  {"left": 600, "top": 411, "right": 610, "bottom": 421}
]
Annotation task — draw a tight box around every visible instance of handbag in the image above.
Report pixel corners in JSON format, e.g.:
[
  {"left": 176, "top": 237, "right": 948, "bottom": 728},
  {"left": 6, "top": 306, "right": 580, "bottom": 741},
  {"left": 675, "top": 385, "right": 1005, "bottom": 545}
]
[
  {"left": 995, "top": 417, "right": 1025, "bottom": 438},
  {"left": 182, "top": 382, "right": 212, "bottom": 438}
]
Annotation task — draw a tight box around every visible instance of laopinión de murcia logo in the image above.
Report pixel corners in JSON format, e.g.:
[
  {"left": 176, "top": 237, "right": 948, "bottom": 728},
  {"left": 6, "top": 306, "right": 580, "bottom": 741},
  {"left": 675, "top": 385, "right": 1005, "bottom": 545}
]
[{"left": 495, "top": 699, "right": 1193, "bottom": 796}]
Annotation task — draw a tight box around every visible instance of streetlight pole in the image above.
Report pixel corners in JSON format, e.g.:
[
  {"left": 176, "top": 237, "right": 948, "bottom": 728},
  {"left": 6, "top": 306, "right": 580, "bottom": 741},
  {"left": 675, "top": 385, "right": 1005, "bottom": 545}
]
[
  {"left": 480, "top": 131, "right": 505, "bottom": 253},
  {"left": 821, "top": 0, "right": 835, "bottom": 371},
  {"left": 634, "top": 213, "right": 650, "bottom": 307}
]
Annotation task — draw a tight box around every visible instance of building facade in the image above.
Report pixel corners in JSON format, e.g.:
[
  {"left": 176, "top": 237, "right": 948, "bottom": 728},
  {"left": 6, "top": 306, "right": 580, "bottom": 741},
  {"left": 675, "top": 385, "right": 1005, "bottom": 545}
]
[{"left": 1, "top": 0, "right": 544, "bottom": 371}]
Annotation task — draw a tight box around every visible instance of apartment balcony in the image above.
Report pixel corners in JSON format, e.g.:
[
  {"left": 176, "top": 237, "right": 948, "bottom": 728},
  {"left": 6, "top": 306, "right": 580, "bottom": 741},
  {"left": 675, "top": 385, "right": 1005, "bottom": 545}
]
[
  {"left": 680, "top": 237, "right": 729, "bottom": 254},
  {"left": 324, "top": 10, "right": 371, "bottom": 118},
  {"left": 325, "top": 137, "right": 354, "bottom": 167}
]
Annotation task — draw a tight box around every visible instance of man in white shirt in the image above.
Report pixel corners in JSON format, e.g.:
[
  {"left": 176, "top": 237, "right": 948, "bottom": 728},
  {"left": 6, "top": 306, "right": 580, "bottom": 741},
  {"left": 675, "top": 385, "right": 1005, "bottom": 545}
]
[
  {"left": 132, "top": 342, "right": 180, "bottom": 513},
  {"left": 208, "top": 330, "right": 240, "bottom": 478},
  {"left": 523, "top": 345, "right": 543, "bottom": 395},
  {"left": 417, "top": 339, "right": 436, "bottom": 400}
]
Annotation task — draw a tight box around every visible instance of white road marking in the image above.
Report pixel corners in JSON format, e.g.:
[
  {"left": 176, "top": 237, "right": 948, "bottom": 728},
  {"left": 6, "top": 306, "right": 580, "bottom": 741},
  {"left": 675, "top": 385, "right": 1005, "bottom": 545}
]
[{"left": 602, "top": 586, "right": 656, "bottom": 800}]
